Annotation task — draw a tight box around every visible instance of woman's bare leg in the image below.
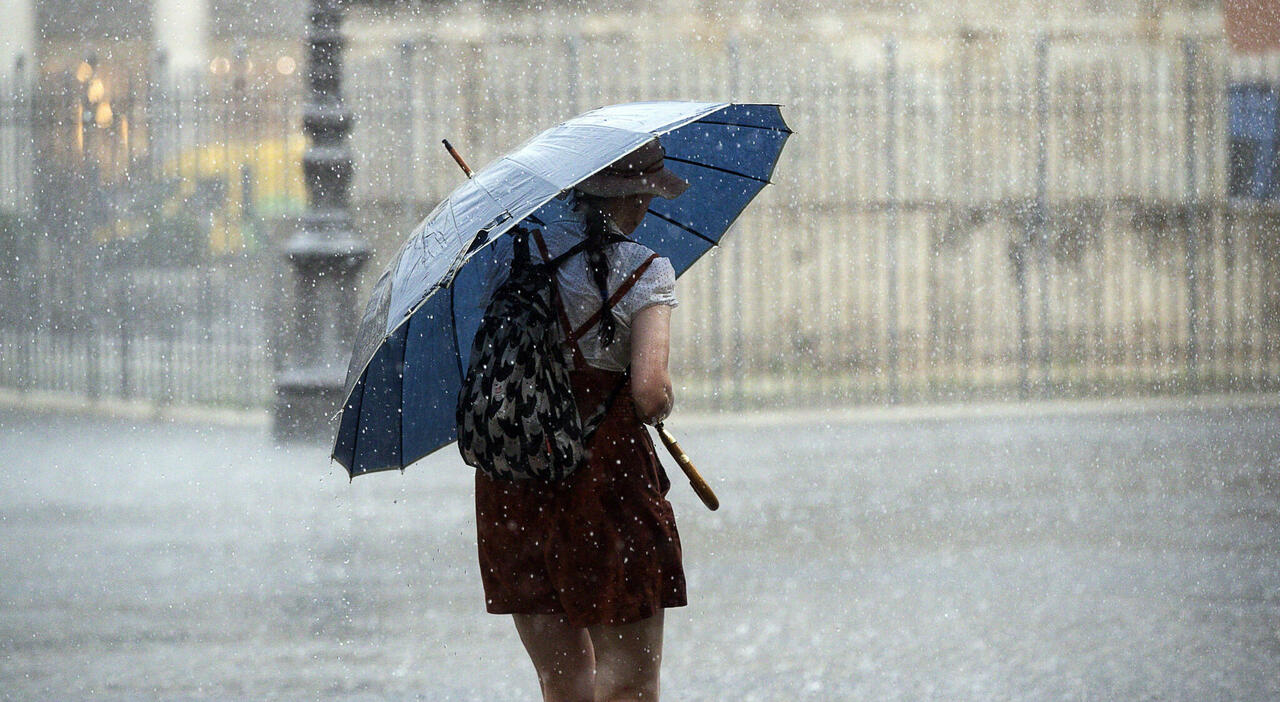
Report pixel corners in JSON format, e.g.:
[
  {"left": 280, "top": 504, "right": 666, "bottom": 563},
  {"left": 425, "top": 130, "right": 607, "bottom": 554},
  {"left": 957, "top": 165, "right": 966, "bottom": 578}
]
[
  {"left": 513, "top": 614, "right": 596, "bottom": 702},
  {"left": 589, "top": 612, "right": 664, "bottom": 702}
]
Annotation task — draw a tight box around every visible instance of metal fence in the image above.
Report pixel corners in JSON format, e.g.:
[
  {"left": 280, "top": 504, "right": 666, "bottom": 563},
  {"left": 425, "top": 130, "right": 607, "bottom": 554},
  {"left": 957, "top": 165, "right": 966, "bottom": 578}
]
[
  {"left": 0, "top": 63, "right": 300, "bottom": 408},
  {"left": 0, "top": 263, "right": 277, "bottom": 407},
  {"left": 347, "top": 26, "right": 1280, "bottom": 408},
  {"left": 2, "top": 25, "right": 1280, "bottom": 412}
]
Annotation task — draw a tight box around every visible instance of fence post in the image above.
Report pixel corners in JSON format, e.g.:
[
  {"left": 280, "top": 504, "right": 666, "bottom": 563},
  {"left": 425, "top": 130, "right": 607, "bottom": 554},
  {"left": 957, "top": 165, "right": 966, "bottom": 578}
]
[
  {"left": 162, "top": 320, "right": 175, "bottom": 407},
  {"left": 1182, "top": 37, "right": 1200, "bottom": 390},
  {"left": 147, "top": 51, "right": 167, "bottom": 178},
  {"left": 1014, "top": 34, "right": 1050, "bottom": 400},
  {"left": 14, "top": 54, "right": 34, "bottom": 393},
  {"left": 565, "top": 32, "right": 580, "bottom": 115},
  {"left": 884, "top": 38, "right": 901, "bottom": 403},
  {"left": 86, "top": 300, "right": 100, "bottom": 401},
  {"left": 399, "top": 40, "right": 417, "bottom": 232},
  {"left": 727, "top": 32, "right": 745, "bottom": 411},
  {"left": 1035, "top": 34, "right": 1051, "bottom": 396},
  {"left": 117, "top": 280, "right": 131, "bottom": 399}
]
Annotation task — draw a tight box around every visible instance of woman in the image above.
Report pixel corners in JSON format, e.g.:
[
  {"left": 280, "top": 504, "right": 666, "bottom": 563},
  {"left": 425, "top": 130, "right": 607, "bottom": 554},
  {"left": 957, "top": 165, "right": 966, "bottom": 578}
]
[{"left": 474, "top": 138, "right": 688, "bottom": 702}]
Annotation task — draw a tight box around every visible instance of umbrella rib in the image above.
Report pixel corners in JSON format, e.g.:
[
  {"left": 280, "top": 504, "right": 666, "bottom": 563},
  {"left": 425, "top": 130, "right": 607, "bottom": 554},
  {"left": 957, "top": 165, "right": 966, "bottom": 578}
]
[
  {"left": 394, "top": 323, "right": 408, "bottom": 471},
  {"left": 347, "top": 375, "right": 364, "bottom": 475},
  {"left": 695, "top": 119, "right": 794, "bottom": 134},
  {"left": 646, "top": 209, "right": 719, "bottom": 246},
  {"left": 449, "top": 283, "right": 465, "bottom": 382},
  {"left": 664, "top": 156, "right": 771, "bottom": 184}
]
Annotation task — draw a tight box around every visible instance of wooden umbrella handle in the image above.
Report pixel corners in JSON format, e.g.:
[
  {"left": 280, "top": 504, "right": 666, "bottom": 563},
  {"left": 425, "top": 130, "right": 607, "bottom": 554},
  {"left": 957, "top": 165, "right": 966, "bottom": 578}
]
[
  {"left": 442, "top": 139, "right": 474, "bottom": 178},
  {"left": 655, "top": 423, "right": 719, "bottom": 511}
]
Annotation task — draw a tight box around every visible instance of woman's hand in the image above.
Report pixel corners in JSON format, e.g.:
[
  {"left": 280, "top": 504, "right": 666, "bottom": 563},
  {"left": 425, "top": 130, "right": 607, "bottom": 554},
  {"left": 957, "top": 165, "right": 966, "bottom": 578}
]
[{"left": 630, "top": 304, "right": 674, "bottom": 425}]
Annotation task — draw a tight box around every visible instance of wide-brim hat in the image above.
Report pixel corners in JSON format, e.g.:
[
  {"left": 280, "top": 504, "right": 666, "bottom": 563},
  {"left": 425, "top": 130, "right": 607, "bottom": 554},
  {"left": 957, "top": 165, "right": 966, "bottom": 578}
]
[{"left": 576, "top": 138, "right": 690, "bottom": 200}]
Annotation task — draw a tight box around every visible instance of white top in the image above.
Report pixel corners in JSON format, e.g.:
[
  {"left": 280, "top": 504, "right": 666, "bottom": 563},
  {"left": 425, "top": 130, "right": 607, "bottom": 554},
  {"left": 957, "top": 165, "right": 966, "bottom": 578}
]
[{"left": 534, "top": 209, "right": 678, "bottom": 373}]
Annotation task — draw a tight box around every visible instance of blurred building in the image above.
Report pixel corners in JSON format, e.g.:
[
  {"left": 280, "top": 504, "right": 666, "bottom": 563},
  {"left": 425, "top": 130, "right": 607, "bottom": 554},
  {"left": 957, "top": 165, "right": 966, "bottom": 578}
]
[
  {"left": 0, "top": 0, "right": 305, "bottom": 81},
  {"left": 346, "top": 0, "right": 1221, "bottom": 48},
  {"left": 3, "top": 0, "right": 1280, "bottom": 412},
  {"left": 1224, "top": 0, "right": 1280, "bottom": 201},
  {"left": 0, "top": 2, "right": 36, "bottom": 80},
  {"left": 0, "top": 0, "right": 311, "bottom": 252},
  {"left": 1225, "top": 0, "right": 1280, "bottom": 54}
]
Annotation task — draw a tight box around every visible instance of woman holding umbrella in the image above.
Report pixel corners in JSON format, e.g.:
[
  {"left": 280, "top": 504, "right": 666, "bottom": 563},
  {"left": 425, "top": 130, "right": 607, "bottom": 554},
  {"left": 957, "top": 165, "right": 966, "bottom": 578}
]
[
  {"left": 336, "top": 102, "right": 788, "bottom": 699},
  {"left": 474, "top": 138, "right": 689, "bottom": 702}
]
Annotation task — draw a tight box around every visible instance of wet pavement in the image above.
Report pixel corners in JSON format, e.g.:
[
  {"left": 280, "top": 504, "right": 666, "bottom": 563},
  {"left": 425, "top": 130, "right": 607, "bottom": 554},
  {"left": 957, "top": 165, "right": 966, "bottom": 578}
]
[{"left": 1, "top": 398, "right": 1278, "bottom": 701}]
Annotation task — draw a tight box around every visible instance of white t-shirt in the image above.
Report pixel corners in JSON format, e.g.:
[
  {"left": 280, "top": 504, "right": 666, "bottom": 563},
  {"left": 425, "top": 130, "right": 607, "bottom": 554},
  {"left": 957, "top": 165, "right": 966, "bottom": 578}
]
[{"left": 534, "top": 211, "right": 678, "bottom": 373}]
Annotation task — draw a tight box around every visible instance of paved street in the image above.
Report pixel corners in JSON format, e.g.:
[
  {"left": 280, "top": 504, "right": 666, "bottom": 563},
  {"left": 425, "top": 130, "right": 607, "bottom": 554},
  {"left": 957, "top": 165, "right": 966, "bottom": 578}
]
[{"left": 1, "top": 398, "right": 1278, "bottom": 700}]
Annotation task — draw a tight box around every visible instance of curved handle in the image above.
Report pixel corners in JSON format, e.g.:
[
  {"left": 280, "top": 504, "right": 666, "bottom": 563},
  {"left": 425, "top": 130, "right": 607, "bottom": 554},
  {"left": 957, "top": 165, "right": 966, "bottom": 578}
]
[{"left": 655, "top": 423, "right": 719, "bottom": 511}]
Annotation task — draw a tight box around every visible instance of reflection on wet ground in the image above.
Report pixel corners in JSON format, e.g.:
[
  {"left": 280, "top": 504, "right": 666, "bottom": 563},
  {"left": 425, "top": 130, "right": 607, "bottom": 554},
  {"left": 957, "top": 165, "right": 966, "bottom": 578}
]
[{"left": 1, "top": 400, "right": 1278, "bottom": 700}]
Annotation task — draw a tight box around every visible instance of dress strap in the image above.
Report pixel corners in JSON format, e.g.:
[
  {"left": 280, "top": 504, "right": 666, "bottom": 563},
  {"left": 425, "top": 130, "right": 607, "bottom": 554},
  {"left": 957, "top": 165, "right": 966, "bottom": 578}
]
[
  {"left": 532, "top": 230, "right": 662, "bottom": 365},
  {"left": 570, "top": 253, "right": 660, "bottom": 341}
]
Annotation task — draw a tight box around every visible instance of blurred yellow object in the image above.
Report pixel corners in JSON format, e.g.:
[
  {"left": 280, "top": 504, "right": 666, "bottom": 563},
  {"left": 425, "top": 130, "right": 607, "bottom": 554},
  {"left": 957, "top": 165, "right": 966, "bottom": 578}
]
[
  {"left": 87, "top": 78, "right": 105, "bottom": 104},
  {"left": 170, "top": 134, "right": 308, "bottom": 253},
  {"left": 96, "top": 134, "right": 307, "bottom": 255},
  {"left": 94, "top": 102, "right": 113, "bottom": 128}
]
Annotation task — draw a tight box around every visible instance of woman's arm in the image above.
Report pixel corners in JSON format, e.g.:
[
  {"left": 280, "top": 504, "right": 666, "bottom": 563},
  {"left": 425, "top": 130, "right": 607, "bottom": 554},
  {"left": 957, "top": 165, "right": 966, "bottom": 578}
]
[{"left": 630, "top": 304, "right": 674, "bottom": 425}]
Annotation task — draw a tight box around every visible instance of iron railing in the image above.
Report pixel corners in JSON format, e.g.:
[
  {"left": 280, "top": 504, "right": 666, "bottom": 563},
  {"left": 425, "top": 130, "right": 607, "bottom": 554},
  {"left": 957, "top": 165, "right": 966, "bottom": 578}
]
[{"left": 2, "top": 29, "right": 1279, "bottom": 412}]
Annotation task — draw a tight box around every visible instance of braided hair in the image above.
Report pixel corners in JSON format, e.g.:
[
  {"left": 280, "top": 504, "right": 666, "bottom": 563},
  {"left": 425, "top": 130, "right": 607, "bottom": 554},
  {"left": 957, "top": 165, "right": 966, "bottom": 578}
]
[{"left": 574, "top": 192, "right": 628, "bottom": 347}]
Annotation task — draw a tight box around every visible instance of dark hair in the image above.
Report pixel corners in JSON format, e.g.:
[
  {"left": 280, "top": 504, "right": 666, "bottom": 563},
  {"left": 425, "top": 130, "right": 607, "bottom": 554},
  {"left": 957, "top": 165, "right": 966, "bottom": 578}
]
[{"left": 574, "top": 192, "right": 627, "bottom": 347}]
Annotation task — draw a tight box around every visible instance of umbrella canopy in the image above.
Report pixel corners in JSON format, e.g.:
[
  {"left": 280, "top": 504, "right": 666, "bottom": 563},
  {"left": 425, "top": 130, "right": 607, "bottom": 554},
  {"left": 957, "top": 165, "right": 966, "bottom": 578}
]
[{"left": 334, "top": 101, "right": 791, "bottom": 477}]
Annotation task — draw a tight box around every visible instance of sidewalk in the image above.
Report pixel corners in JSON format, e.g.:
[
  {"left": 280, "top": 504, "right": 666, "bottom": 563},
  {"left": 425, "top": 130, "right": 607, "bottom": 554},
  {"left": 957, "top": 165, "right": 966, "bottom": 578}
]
[
  {"left": 4, "top": 384, "right": 1279, "bottom": 431},
  {"left": 2, "top": 399, "right": 1278, "bottom": 700}
]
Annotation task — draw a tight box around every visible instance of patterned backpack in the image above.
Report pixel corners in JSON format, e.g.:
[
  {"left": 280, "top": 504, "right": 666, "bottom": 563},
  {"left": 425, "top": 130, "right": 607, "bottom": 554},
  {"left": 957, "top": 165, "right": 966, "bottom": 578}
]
[{"left": 455, "top": 227, "right": 609, "bottom": 482}]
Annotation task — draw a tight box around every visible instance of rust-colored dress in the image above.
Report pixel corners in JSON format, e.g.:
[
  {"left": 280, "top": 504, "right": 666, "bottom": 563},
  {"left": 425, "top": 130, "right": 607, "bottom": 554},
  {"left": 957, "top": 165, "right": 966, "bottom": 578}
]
[
  {"left": 475, "top": 366, "right": 687, "bottom": 628},
  {"left": 473, "top": 238, "right": 687, "bottom": 628}
]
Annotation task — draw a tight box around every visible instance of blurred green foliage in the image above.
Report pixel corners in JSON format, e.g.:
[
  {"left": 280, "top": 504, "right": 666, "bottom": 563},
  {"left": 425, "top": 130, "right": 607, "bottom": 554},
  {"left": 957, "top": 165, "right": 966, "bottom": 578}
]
[{"left": 99, "top": 212, "right": 208, "bottom": 268}]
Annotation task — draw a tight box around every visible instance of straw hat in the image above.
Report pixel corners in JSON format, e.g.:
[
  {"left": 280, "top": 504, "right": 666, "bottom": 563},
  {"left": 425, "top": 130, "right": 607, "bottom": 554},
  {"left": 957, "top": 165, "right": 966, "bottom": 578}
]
[{"left": 576, "top": 138, "right": 690, "bottom": 200}]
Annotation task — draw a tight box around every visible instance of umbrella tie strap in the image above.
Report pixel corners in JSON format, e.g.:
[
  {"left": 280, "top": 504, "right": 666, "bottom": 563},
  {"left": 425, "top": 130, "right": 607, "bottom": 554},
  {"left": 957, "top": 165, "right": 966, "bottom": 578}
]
[{"left": 579, "top": 368, "right": 632, "bottom": 444}]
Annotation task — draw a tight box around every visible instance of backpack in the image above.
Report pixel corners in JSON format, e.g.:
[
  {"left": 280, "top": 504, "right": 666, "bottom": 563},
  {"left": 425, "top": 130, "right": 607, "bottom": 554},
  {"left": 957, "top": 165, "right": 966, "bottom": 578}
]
[{"left": 455, "top": 227, "right": 613, "bottom": 482}]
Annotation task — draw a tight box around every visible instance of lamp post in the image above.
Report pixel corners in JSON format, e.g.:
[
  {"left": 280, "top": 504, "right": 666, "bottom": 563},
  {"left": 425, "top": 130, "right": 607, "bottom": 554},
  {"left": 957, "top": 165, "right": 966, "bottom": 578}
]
[{"left": 273, "top": 0, "right": 369, "bottom": 441}]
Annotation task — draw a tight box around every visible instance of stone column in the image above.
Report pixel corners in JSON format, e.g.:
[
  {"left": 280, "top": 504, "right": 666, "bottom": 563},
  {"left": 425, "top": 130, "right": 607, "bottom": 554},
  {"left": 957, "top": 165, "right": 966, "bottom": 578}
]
[
  {"left": 0, "top": 0, "right": 33, "bottom": 81},
  {"left": 0, "top": 0, "right": 33, "bottom": 213},
  {"left": 273, "top": 0, "right": 369, "bottom": 442},
  {"left": 152, "top": 0, "right": 207, "bottom": 75}
]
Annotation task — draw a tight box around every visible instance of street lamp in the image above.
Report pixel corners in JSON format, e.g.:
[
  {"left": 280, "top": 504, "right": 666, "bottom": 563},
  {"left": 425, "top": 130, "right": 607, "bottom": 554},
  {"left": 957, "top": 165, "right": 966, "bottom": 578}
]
[{"left": 272, "top": 0, "right": 370, "bottom": 441}]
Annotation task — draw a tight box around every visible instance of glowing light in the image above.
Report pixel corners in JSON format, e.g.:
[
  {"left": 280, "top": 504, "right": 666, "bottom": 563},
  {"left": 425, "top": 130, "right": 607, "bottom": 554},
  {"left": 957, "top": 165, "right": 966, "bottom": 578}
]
[
  {"left": 75, "top": 61, "right": 93, "bottom": 83},
  {"left": 87, "top": 78, "right": 105, "bottom": 104},
  {"left": 210, "top": 57, "right": 231, "bottom": 75},
  {"left": 74, "top": 105, "right": 83, "bottom": 152},
  {"left": 95, "top": 101, "right": 113, "bottom": 128},
  {"left": 276, "top": 56, "right": 296, "bottom": 75}
]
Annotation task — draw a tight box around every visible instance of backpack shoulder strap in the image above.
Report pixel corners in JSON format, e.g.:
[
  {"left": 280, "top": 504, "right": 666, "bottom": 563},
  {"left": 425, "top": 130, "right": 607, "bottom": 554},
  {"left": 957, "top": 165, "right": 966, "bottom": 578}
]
[
  {"left": 529, "top": 227, "right": 589, "bottom": 268},
  {"left": 532, "top": 230, "right": 589, "bottom": 368},
  {"left": 571, "top": 252, "right": 661, "bottom": 341}
]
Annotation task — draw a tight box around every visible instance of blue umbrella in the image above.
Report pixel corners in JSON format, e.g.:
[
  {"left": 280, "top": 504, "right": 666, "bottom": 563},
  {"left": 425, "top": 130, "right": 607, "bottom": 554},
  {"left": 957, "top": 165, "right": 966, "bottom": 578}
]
[{"left": 333, "top": 101, "right": 791, "bottom": 477}]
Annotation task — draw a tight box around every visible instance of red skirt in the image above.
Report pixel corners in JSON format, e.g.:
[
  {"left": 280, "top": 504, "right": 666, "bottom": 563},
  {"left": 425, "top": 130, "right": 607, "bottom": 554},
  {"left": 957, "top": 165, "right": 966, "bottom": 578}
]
[{"left": 474, "top": 366, "right": 687, "bottom": 628}]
